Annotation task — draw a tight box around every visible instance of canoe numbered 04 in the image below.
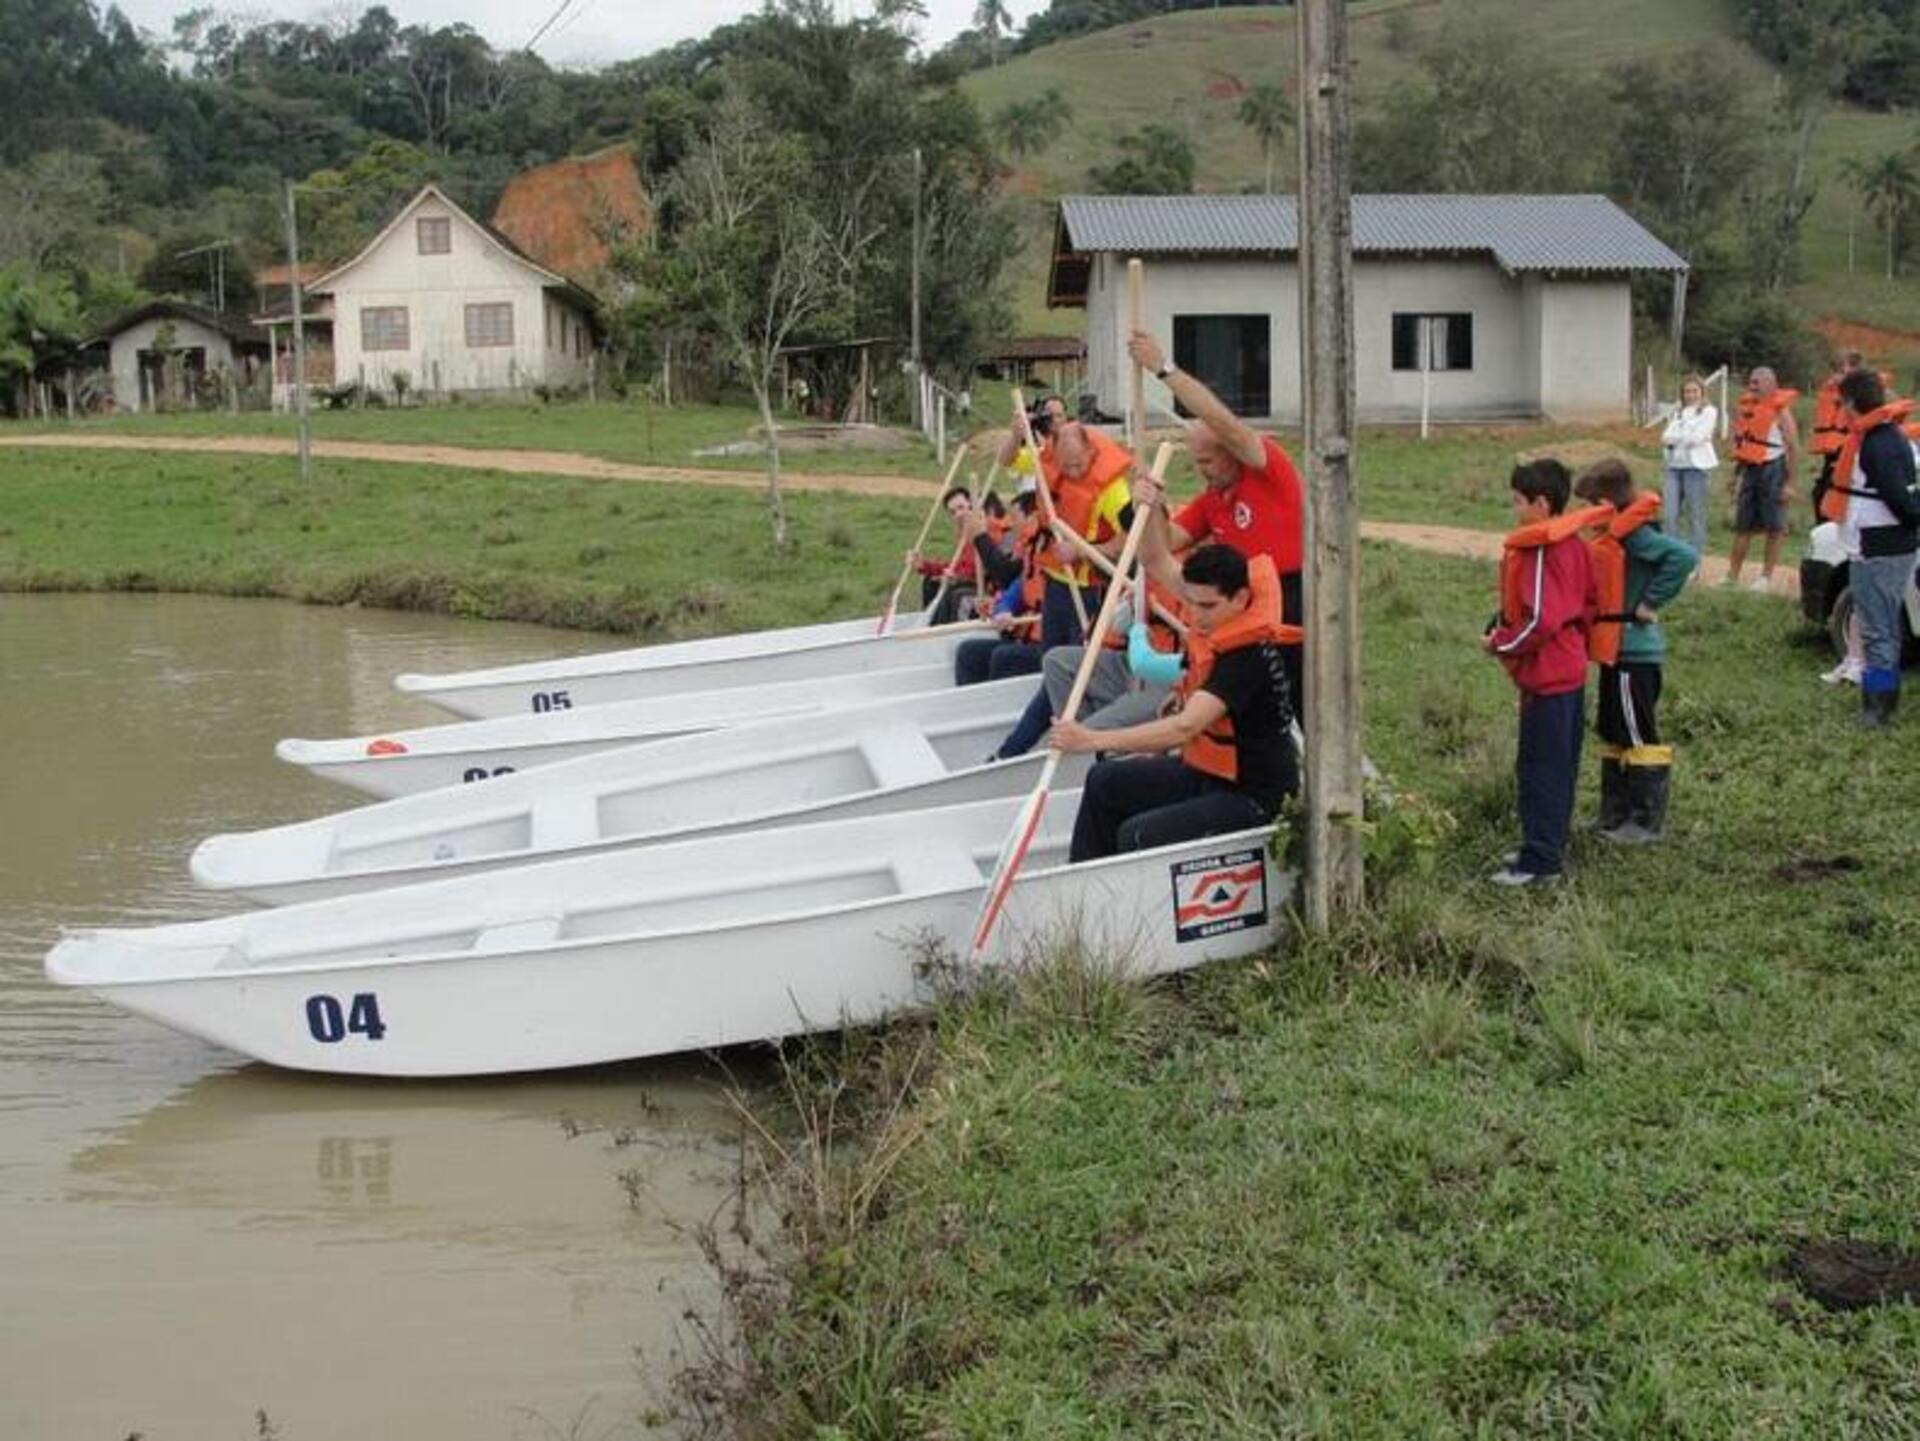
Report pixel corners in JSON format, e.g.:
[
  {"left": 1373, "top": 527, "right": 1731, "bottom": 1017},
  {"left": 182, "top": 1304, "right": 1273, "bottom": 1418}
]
[
  {"left": 281, "top": 661, "right": 964, "bottom": 799},
  {"left": 393, "top": 611, "right": 1005, "bottom": 720},
  {"left": 51, "top": 791, "right": 1289, "bottom": 1077},
  {"left": 201, "top": 677, "right": 1085, "bottom": 905}
]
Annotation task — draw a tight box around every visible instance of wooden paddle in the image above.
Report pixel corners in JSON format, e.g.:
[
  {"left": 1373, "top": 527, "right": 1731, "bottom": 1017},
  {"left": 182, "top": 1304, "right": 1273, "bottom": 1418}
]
[
  {"left": 1009, "top": 387, "right": 1092, "bottom": 637},
  {"left": 877, "top": 443, "right": 972, "bottom": 636},
  {"left": 1126, "top": 257, "right": 1145, "bottom": 456},
  {"left": 969, "top": 440, "right": 1174, "bottom": 960},
  {"left": 925, "top": 461, "right": 1002, "bottom": 623}
]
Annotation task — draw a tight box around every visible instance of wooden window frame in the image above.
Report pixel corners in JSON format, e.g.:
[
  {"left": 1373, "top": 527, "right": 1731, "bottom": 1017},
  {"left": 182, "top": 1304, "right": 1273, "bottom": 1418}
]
[
  {"left": 416, "top": 217, "right": 451, "bottom": 255},
  {"left": 360, "top": 306, "right": 410, "bottom": 352},
  {"left": 464, "top": 301, "right": 514, "bottom": 349}
]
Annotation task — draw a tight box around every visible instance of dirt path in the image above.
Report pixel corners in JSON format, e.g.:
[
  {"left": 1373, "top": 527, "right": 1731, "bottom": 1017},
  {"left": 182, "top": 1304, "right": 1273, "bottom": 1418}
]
[{"left": 2, "top": 432, "right": 1798, "bottom": 596}]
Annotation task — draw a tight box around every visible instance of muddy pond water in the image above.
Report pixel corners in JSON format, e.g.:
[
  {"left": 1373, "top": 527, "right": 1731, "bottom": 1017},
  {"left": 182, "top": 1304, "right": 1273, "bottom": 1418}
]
[{"left": 0, "top": 594, "right": 743, "bottom": 1440}]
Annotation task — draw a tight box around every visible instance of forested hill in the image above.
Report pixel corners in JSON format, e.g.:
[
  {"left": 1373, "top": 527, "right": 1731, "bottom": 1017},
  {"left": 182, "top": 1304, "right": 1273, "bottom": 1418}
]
[{"left": 960, "top": 0, "right": 1920, "bottom": 354}]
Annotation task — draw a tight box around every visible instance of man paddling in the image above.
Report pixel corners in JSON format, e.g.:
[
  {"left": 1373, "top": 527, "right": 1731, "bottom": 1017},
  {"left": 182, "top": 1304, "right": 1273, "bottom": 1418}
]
[
  {"left": 1123, "top": 328, "right": 1306, "bottom": 706},
  {"left": 1052, "top": 544, "right": 1298, "bottom": 861}
]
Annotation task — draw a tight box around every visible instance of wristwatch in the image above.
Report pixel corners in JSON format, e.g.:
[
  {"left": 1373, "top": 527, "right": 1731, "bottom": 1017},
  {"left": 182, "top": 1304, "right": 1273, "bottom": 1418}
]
[{"left": 1156, "top": 362, "right": 1176, "bottom": 381}]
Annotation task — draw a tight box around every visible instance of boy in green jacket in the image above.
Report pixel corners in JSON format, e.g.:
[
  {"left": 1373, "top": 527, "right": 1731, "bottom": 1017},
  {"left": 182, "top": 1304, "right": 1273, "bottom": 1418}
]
[{"left": 1574, "top": 460, "right": 1698, "bottom": 843}]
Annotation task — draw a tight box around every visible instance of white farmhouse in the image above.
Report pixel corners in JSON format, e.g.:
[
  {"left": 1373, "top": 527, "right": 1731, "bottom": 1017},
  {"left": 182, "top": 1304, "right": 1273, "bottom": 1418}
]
[
  {"left": 264, "top": 184, "right": 600, "bottom": 406},
  {"left": 1050, "top": 194, "right": 1688, "bottom": 424},
  {"left": 93, "top": 301, "right": 269, "bottom": 413}
]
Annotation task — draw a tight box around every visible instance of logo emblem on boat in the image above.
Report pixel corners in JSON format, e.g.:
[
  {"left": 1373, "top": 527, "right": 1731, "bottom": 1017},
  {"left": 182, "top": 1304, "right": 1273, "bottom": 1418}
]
[{"left": 1170, "top": 849, "right": 1267, "bottom": 943}]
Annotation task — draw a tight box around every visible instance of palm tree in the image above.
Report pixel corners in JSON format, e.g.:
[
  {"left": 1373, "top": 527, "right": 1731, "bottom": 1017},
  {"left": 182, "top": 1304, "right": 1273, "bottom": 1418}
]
[
  {"left": 974, "top": 0, "right": 1013, "bottom": 67},
  {"left": 1839, "top": 155, "right": 1870, "bottom": 273},
  {"left": 1859, "top": 149, "right": 1919, "bottom": 279},
  {"left": 996, "top": 89, "right": 1073, "bottom": 162},
  {"left": 1236, "top": 82, "right": 1292, "bottom": 194}
]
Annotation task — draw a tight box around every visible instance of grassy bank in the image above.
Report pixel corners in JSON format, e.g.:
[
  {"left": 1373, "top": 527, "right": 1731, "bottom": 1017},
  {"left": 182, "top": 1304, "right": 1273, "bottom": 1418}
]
[
  {"left": 0, "top": 447, "right": 925, "bottom": 635},
  {"left": 683, "top": 543, "right": 1919, "bottom": 1439}
]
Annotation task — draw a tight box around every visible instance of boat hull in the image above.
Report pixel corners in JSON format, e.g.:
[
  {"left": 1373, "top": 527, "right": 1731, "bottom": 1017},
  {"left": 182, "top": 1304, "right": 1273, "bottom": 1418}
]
[
  {"left": 281, "top": 662, "right": 959, "bottom": 799},
  {"left": 394, "top": 611, "right": 994, "bottom": 719},
  {"left": 52, "top": 795, "right": 1286, "bottom": 1077}
]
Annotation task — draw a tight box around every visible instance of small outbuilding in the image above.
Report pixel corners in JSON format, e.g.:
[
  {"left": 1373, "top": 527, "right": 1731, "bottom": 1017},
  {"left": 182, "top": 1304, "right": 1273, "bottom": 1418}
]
[
  {"left": 1049, "top": 194, "right": 1688, "bottom": 425},
  {"left": 92, "top": 301, "right": 269, "bottom": 413}
]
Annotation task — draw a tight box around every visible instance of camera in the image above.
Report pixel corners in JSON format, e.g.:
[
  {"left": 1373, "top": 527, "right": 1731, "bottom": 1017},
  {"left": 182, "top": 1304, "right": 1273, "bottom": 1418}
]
[{"left": 1027, "top": 403, "right": 1054, "bottom": 439}]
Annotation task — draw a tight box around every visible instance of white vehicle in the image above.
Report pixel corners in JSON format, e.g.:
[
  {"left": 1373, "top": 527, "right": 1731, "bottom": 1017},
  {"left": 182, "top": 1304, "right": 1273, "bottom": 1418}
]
[
  {"left": 394, "top": 610, "right": 1000, "bottom": 719},
  {"left": 202, "top": 678, "right": 1077, "bottom": 904},
  {"left": 49, "top": 792, "right": 1286, "bottom": 1077},
  {"left": 280, "top": 663, "right": 959, "bottom": 799},
  {"left": 1798, "top": 521, "right": 1920, "bottom": 660}
]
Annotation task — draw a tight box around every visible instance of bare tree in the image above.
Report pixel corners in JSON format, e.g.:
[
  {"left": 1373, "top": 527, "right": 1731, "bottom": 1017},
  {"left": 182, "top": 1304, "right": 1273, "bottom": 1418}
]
[{"left": 669, "top": 94, "right": 861, "bottom": 547}]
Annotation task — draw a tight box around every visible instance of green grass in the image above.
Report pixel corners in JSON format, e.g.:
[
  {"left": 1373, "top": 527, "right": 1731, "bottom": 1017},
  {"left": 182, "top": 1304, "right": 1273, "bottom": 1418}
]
[
  {"left": 687, "top": 542, "right": 1920, "bottom": 1439},
  {"left": 0, "top": 446, "right": 928, "bottom": 635},
  {"left": 962, "top": 1, "right": 1920, "bottom": 341}
]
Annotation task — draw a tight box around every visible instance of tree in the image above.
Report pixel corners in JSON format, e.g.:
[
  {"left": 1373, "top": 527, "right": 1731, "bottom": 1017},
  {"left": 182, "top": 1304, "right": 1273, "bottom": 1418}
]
[
  {"left": 0, "top": 266, "right": 80, "bottom": 415},
  {"left": 1088, "top": 123, "right": 1195, "bottom": 195},
  {"left": 0, "top": 151, "right": 111, "bottom": 273},
  {"left": 974, "top": 0, "right": 1014, "bottom": 66},
  {"left": 1236, "top": 82, "right": 1291, "bottom": 195},
  {"left": 996, "top": 88, "right": 1072, "bottom": 161},
  {"left": 1605, "top": 56, "right": 1756, "bottom": 264},
  {"left": 1857, "top": 148, "right": 1919, "bottom": 278},
  {"left": 666, "top": 92, "right": 862, "bottom": 547}
]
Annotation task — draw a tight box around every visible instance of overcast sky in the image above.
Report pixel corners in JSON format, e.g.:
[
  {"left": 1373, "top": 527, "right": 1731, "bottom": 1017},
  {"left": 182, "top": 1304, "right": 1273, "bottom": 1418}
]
[{"left": 113, "top": 0, "right": 1051, "bottom": 70}]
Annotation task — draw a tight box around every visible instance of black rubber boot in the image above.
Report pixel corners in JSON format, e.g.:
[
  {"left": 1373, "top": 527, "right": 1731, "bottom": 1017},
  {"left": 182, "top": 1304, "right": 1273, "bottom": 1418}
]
[
  {"left": 1859, "top": 688, "right": 1898, "bottom": 730},
  {"left": 1593, "top": 755, "right": 1630, "bottom": 832},
  {"left": 1626, "top": 763, "right": 1670, "bottom": 842}
]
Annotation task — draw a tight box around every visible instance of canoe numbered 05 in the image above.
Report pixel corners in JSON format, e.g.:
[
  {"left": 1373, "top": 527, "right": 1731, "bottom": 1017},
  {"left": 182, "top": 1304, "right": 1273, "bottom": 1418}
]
[
  {"left": 393, "top": 611, "right": 1006, "bottom": 720},
  {"left": 51, "top": 791, "right": 1289, "bottom": 1077}
]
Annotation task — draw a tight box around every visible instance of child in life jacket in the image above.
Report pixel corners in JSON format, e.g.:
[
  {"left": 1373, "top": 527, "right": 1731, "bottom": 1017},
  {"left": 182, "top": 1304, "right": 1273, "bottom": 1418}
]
[
  {"left": 1483, "top": 460, "right": 1605, "bottom": 887},
  {"left": 1572, "top": 459, "right": 1698, "bottom": 843},
  {"left": 1052, "top": 545, "right": 1298, "bottom": 862}
]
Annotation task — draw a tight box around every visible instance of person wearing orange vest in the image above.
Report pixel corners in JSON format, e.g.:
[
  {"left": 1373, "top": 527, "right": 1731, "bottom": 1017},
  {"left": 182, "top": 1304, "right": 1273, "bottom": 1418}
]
[
  {"left": 1053, "top": 545, "right": 1297, "bottom": 862},
  {"left": 1483, "top": 460, "right": 1605, "bottom": 887},
  {"left": 1725, "top": 366, "right": 1800, "bottom": 592},
  {"left": 1571, "top": 460, "right": 1697, "bottom": 843},
  {"left": 1826, "top": 369, "right": 1920, "bottom": 727}
]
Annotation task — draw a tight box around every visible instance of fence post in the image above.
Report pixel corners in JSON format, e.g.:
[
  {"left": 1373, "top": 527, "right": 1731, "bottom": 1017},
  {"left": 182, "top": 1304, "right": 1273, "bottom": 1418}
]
[{"left": 936, "top": 392, "right": 947, "bottom": 465}]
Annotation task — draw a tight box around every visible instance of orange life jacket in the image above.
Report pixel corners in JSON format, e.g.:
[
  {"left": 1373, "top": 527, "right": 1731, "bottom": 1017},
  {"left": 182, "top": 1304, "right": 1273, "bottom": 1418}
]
[
  {"left": 1811, "top": 378, "right": 1848, "bottom": 456},
  {"left": 1822, "top": 398, "right": 1920, "bottom": 523},
  {"left": 1174, "top": 554, "right": 1304, "bottom": 783},
  {"left": 1586, "top": 492, "right": 1662, "bottom": 666},
  {"left": 1500, "top": 506, "right": 1612, "bottom": 630},
  {"left": 1101, "top": 575, "right": 1184, "bottom": 651},
  {"left": 1039, "top": 431, "right": 1133, "bottom": 584},
  {"left": 1731, "top": 388, "right": 1799, "bottom": 466}
]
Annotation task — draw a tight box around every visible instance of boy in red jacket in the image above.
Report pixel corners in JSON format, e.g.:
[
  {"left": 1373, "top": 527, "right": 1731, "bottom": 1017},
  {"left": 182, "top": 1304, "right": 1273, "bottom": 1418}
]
[{"left": 1483, "top": 460, "right": 1606, "bottom": 886}]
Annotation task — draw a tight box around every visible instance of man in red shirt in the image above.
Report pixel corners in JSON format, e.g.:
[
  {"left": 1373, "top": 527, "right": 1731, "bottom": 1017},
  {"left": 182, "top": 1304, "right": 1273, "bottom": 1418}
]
[{"left": 1125, "top": 328, "right": 1305, "bottom": 708}]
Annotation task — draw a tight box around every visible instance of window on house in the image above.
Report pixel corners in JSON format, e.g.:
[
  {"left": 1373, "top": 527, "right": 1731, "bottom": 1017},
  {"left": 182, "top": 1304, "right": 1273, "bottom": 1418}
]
[
  {"left": 545, "top": 305, "right": 555, "bottom": 349},
  {"left": 1171, "top": 314, "right": 1270, "bottom": 417},
  {"left": 417, "top": 217, "right": 451, "bottom": 255},
  {"left": 360, "top": 306, "right": 410, "bottom": 352},
  {"left": 465, "top": 302, "right": 514, "bottom": 348},
  {"left": 575, "top": 323, "right": 586, "bottom": 359},
  {"left": 1391, "top": 312, "right": 1473, "bottom": 371}
]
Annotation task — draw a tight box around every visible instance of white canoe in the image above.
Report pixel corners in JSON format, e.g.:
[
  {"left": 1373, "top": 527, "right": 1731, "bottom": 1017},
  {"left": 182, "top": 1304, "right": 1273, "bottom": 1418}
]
[
  {"left": 394, "top": 610, "right": 996, "bottom": 719},
  {"left": 202, "top": 677, "right": 1081, "bottom": 905},
  {"left": 49, "top": 791, "right": 1286, "bottom": 1077},
  {"left": 280, "top": 662, "right": 962, "bottom": 799}
]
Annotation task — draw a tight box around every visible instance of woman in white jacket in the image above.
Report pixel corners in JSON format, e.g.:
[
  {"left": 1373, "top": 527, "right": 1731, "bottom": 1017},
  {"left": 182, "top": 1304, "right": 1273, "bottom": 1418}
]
[{"left": 1660, "top": 374, "right": 1717, "bottom": 558}]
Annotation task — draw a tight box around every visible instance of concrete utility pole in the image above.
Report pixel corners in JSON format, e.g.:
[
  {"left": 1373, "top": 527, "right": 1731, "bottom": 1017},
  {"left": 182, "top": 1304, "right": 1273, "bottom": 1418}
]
[
  {"left": 282, "top": 180, "right": 313, "bottom": 483},
  {"left": 1295, "top": 0, "right": 1365, "bottom": 926}
]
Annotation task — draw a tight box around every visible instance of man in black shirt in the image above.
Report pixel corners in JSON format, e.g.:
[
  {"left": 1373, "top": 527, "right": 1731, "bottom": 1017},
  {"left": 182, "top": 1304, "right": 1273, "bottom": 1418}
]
[{"left": 1053, "top": 544, "right": 1297, "bottom": 861}]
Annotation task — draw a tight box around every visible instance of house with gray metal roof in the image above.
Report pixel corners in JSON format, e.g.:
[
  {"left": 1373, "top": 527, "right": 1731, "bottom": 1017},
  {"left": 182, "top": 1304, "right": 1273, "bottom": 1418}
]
[{"left": 1049, "top": 194, "right": 1687, "bottom": 424}]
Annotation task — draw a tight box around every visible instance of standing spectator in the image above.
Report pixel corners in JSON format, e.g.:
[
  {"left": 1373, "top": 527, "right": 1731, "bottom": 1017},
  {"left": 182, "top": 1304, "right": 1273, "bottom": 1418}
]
[
  {"left": 1659, "top": 374, "right": 1717, "bottom": 561},
  {"left": 1825, "top": 370, "right": 1919, "bottom": 727},
  {"left": 1725, "top": 366, "right": 1800, "bottom": 592},
  {"left": 1483, "top": 460, "right": 1605, "bottom": 886}
]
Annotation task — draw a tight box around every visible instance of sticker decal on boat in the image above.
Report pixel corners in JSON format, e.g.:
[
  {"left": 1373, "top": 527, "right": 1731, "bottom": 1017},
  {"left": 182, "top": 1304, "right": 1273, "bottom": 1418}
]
[{"left": 1170, "top": 849, "right": 1267, "bottom": 944}]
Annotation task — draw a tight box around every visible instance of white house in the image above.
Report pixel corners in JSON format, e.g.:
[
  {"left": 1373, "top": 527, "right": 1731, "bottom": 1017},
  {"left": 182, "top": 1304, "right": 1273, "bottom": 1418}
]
[
  {"left": 264, "top": 184, "right": 601, "bottom": 406},
  {"left": 1049, "top": 194, "right": 1688, "bottom": 425},
  {"left": 93, "top": 301, "right": 269, "bottom": 413}
]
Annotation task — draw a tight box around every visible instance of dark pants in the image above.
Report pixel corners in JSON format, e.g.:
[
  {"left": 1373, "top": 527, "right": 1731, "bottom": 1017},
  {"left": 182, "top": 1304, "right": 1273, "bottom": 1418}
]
[
  {"left": 1596, "top": 663, "right": 1662, "bottom": 749},
  {"left": 1042, "top": 576, "right": 1099, "bottom": 649},
  {"left": 1515, "top": 688, "right": 1584, "bottom": 876},
  {"left": 1070, "top": 755, "right": 1274, "bottom": 863},
  {"left": 954, "top": 637, "right": 1042, "bottom": 687},
  {"left": 1279, "top": 569, "right": 1303, "bottom": 715}
]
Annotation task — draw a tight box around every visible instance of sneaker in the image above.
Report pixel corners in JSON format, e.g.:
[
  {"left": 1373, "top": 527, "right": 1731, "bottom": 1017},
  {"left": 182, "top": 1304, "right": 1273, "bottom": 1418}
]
[
  {"left": 1599, "top": 822, "right": 1662, "bottom": 846},
  {"left": 1489, "top": 865, "right": 1561, "bottom": 888},
  {"left": 1747, "top": 575, "right": 1771, "bottom": 593},
  {"left": 1820, "top": 659, "right": 1864, "bottom": 686}
]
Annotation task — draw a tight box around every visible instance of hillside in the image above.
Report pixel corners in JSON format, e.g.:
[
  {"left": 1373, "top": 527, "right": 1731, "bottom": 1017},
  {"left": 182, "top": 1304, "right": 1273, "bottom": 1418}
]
[{"left": 963, "top": 0, "right": 1920, "bottom": 353}]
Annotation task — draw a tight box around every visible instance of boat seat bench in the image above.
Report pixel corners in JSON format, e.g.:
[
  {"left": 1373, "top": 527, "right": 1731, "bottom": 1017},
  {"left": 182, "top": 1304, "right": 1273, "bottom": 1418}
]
[{"left": 890, "top": 844, "right": 982, "bottom": 897}]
